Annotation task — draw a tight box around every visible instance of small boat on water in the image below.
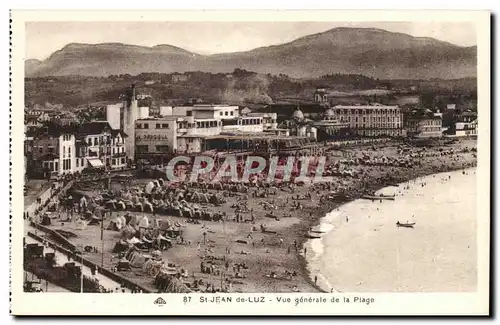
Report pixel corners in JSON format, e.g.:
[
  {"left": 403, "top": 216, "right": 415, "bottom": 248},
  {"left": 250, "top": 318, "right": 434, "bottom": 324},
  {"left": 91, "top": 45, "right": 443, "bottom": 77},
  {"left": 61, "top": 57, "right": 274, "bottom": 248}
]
[
  {"left": 361, "top": 194, "right": 396, "bottom": 201},
  {"left": 310, "top": 226, "right": 327, "bottom": 234},
  {"left": 307, "top": 232, "right": 322, "bottom": 239},
  {"left": 396, "top": 221, "right": 416, "bottom": 228}
]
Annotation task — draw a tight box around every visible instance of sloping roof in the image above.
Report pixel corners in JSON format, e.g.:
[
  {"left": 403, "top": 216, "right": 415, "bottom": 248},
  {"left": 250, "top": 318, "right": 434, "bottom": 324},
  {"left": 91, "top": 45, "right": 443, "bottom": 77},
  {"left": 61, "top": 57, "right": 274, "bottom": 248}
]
[
  {"left": 111, "top": 129, "right": 129, "bottom": 138},
  {"left": 78, "top": 121, "right": 112, "bottom": 136},
  {"left": 32, "top": 123, "right": 78, "bottom": 138}
]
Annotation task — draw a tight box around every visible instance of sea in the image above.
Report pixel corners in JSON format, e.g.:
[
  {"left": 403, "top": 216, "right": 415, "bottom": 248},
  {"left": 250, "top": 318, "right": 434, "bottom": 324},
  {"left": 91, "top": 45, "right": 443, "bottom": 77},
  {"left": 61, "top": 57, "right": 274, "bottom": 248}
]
[{"left": 305, "top": 168, "right": 477, "bottom": 292}]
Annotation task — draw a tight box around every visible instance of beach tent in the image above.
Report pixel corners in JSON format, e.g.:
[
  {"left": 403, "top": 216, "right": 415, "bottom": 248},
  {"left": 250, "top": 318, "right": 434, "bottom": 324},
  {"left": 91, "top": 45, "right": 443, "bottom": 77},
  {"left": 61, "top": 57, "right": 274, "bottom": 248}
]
[
  {"left": 75, "top": 219, "right": 88, "bottom": 230},
  {"left": 121, "top": 225, "right": 137, "bottom": 239},
  {"left": 116, "top": 201, "right": 126, "bottom": 210},
  {"left": 128, "top": 215, "right": 139, "bottom": 227},
  {"left": 158, "top": 220, "right": 171, "bottom": 231},
  {"left": 107, "top": 217, "right": 124, "bottom": 231},
  {"left": 41, "top": 214, "right": 52, "bottom": 225},
  {"left": 165, "top": 277, "right": 191, "bottom": 293},
  {"left": 117, "top": 257, "right": 131, "bottom": 271},
  {"left": 144, "top": 202, "right": 154, "bottom": 213},
  {"left": 106, "top": 200, "right": 117, "bottom": 210},
  {"left": 80, "top": 196, "right": 88, "bottom": 209},
  {"left": 142, "top": 259, "right": 154, "bottom": 274},
  {"left": 126, "top": 237, "right": 142, "bottom": 245},
  {"left": 139, "top": 216, "right": 149, "bottom": 228},
  {"left": 157, "top": 234, "right": 172, "bottom": 249},
  {"left": 128, "top": 251, "right": 148, "bottom": 268},
  {"left": 145, "top": 182, "right": 155, "bottom": 195},
  {"left": 112, "top": 241, "right": 129, "bottom": 253}
]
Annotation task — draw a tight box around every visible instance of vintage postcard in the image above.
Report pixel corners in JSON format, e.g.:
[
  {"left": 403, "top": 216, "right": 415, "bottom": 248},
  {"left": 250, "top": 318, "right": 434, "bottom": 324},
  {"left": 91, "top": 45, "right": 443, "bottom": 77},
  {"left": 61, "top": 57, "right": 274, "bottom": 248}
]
[{"left": 10, "top": 10, "right": 490, "bottom": 316}]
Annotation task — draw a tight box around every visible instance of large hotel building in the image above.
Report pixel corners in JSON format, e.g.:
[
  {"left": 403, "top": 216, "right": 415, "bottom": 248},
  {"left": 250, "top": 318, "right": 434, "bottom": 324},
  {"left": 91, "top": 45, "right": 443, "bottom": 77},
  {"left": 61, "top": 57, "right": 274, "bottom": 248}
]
[{"left": 332, "top": 104, "right": 404, "bottom": 137}]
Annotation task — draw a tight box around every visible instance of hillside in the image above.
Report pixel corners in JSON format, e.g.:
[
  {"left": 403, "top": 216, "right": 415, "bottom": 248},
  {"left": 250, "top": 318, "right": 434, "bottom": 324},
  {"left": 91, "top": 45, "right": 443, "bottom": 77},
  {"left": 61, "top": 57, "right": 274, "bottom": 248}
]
[{"left": 25, "top": 28, "right": 477, "bottom": 79}]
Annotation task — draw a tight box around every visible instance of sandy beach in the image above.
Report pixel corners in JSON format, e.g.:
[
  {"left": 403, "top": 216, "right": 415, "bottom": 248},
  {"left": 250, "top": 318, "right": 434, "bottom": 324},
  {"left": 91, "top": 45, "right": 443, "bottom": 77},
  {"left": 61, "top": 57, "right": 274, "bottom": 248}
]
[{"left": 40, "top": 138, "right": 477, "bottom": 293}]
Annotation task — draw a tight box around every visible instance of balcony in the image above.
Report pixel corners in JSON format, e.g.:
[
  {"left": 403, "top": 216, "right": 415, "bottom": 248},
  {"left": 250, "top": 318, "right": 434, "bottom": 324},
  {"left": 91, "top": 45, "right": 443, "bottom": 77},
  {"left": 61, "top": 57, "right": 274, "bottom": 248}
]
[{"left": 112, "top": 152, "right": 127, "bottom": 158}]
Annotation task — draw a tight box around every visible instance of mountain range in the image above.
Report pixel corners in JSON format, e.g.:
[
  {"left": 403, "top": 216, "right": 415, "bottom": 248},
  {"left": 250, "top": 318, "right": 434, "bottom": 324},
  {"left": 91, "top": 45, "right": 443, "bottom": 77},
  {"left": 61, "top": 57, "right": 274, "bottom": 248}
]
[{"left": 25, "top": 27, "right": 477, "bottom": 79}]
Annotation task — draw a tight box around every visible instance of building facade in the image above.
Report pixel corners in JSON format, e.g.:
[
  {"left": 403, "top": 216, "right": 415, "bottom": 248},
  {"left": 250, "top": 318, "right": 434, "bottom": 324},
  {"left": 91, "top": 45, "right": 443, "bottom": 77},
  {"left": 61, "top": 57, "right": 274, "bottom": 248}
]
[
  {"left": 27, "top": 122, "right": 128, "bottom": 178},
  {"left": 407, "top": 115, "right": 443, "bottom": 138},
  {"left": 332, "top": 104, "right": 404, "bottom": 137},
  {"left": 29, "top": 126, "right": 76, "bottom": 178},
  {"left": 134, "top": 104, "right": 278, "bottom": 161}
]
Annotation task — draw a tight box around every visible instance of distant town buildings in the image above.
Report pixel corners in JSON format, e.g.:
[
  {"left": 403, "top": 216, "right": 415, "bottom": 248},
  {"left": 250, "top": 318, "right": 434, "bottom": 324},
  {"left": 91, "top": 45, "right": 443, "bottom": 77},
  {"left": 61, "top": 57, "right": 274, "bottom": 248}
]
[{"left": 171, "top": 73, "right": 189, "bottom": 83}]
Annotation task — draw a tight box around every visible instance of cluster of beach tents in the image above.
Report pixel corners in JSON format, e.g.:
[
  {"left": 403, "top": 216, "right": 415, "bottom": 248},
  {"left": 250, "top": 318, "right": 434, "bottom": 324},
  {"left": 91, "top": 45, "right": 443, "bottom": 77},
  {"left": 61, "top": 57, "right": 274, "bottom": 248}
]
[{"left": 113, "top": 245, "right": 191, "bottom": 293}]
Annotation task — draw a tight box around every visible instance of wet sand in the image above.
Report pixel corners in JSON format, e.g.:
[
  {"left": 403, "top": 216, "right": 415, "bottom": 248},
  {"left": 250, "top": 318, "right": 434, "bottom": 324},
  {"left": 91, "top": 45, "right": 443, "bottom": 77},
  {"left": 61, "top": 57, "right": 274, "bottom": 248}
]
[{"left": 47, "top": 139, "right": 478, "bottom": 293}]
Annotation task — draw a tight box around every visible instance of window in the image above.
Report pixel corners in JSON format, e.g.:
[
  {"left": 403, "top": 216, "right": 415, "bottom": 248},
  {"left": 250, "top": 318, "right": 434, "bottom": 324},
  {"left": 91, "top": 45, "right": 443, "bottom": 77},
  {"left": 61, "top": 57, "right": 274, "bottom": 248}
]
[
  {"left": 156, "top": 124, "right": 161, "bottom": 129},
  {"left": 136, "top": 145, "right": 149, "bottom": 154},
  {"left": 121, "top": 158, "right": 125, "bottom": 164},
  {"left": 81, "top": 158, "right": 84, "bottom": 167},
  {"left": 39, "top": 147, "right": 43, "bottom": 153},
  {"left": 144, "top": 124, "right": 149, "bottom": 129},
  {"left": 112, "top": 159, "right": 116, "bottom": 165},
  {"left": 230, "top": 111, "right": 234, "bottom": 116},
  {"left": 224, "top": 111, "right": 228, "bottom": 116},
  {"left": 94, "top": 138, "right": 98, "bottom": 146},
  {"left": 55, "top": 161, "right": 59, "bottom": 171},
  {"left": 187, "top": 111, "right": 192, "bottom": 116},
  {"left": 162, "top": 124, "right": 168, "bottom": 128},
  {"left": 48, "top": 147, "right": 54, "bottom": 153},
  {"left": 156, "top": 145, "right": 169, "bottom": 152},
  {"left": 87, "top": 138, "right": 92, "bottom": 146},
  {"left": 68, "top": 147, "right": 71, "bottom": 156},
  {"left": 219, "top": 111, "right": 223, "bottom": 116},
  {"left": 76, "top": 159, "right": 79, "bottom": 167},
  {"left": 122, "top": 147, "right": 124, "bottom": 153}
]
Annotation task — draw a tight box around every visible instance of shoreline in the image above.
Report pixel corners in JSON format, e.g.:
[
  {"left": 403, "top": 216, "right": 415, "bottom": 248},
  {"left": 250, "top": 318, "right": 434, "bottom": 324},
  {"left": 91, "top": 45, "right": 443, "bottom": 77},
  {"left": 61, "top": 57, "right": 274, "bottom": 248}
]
[
  {"left": 294, "top": 140, "right": 477, "bottom": 292},
  {"left": 302, "top": 165, "right": 478, "bottom": 293}
]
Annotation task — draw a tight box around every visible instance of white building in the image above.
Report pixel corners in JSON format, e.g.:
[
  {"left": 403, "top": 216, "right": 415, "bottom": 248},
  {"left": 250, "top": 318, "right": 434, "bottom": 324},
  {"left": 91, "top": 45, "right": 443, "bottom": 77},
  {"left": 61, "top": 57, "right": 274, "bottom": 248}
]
[
  {"left": 332, "top": 104, "right": 404, "bottom": 137},
  {"left": 455, "top": 112, "right": 478, "bottom": 137},
  {"left": 134, "top": 104, "right": 277, "bottom": 159},
  {"left": 106, "top": 103, "right": 122, "bottom": 130},
  {"left": 138, "top": 106, "right": 149, "bottom": 119}
]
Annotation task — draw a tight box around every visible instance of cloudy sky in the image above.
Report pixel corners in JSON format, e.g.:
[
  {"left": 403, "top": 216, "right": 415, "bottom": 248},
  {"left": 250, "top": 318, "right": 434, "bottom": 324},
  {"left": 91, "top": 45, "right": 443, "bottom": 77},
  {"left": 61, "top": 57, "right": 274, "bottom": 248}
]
[{"left": 26, "top": 21, "right": 476, "bottom": 60}]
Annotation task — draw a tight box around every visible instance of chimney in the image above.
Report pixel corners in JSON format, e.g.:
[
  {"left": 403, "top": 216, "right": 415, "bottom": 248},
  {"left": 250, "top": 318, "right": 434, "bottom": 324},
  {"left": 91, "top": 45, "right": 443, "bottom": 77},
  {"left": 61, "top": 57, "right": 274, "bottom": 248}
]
[{"left": 131, "top": 84, "right": 136, "bottom": 101}]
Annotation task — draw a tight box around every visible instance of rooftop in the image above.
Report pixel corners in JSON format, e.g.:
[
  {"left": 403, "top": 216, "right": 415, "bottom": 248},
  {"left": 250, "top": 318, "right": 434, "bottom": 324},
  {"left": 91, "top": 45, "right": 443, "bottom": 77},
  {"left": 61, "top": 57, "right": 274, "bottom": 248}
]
[{"left": 78, "top": 121, "right": 112, "bottom": 136}]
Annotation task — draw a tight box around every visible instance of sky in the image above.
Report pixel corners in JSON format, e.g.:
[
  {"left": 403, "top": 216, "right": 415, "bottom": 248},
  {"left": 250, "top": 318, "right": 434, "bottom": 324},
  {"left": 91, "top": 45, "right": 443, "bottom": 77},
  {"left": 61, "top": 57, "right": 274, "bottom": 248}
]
[{"left": 25, "top": 21, "right": 476, "bottom": 61}]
